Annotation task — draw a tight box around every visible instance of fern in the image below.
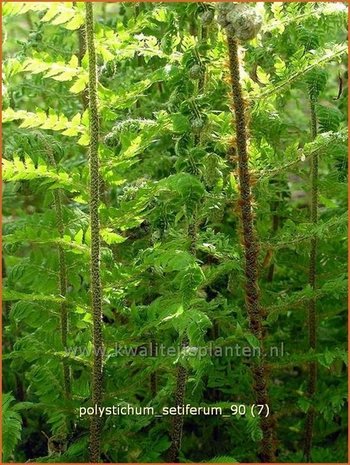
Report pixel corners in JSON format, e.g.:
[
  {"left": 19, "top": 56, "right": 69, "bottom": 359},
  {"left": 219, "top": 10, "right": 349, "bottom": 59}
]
[
  {"left": 256, "top": 43, "right": 347, "bottom": 100},
  {"left": 22, "top": 54, "right": 88, "bottom": 92},
  {"left": 2, "top": 393, "right": 23, "bottom": 462},
  {"left": 225, "top": 25, "right": 275, "bottom": 464},
  {"left": 3, "top": 2, "right": 84, "bottom": 30},
  {"left": 206, "top": 456, "right": 238, "bottom": 463},
  {"left": 3, "top": 108, "right": 88, "bottom": 142},
  {"left": 3, "top": 155, "right": 81, "bottom": 192},
  {"left": 3, "top": 3, "right": 347, "bottom": 463},
  {"left": 85, "top": 3, "right": 104, "bottom": 462}
]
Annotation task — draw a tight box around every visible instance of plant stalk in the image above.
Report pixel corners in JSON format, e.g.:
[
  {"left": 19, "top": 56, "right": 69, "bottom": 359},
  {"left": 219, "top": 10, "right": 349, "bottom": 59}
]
[
  {"left": 167, "top": 21, "right": 208, "bottom": 460},
  {"left": 167, "top": 222, "right": 196, "bottom": 462},
  {"left": 85, "top": 3, "right": 103, "bottom": 462},
  {"left": 303, "top": 98, "right": 318, "bottom": 462},
  {"left": 226, "top": 35, "right": 275, "bottom": 462},
  {"left": 54, "top": 187, "right": 71, "bottom": 400},
  {"left": 166, "top": 355, "right": 188, "bottom": 462},
  {"left": 39, "top": 135, "right": 71, "bottom": 400}
]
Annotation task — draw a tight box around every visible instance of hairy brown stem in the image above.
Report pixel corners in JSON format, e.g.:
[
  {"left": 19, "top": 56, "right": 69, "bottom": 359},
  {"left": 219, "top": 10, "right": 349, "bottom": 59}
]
[
  {"left": 303, "top": 98, "right": 318, "bottom": 462},
  {"left": 226, "top": 35, "right": 275, "bottom": 462},
  {"left": 166, "top": 225, "right": 193, "bottom": 462},
  {"left": 166, "top": 342, "right": 188, "bottom": 463},
  {"left": 85, "top": 3, "right": 103, "bottom": 462}
]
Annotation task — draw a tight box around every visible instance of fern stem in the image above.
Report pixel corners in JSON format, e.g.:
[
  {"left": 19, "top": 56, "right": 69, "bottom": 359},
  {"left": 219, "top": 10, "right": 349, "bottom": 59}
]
[
  {"left": 197, "top": 26, "right": 222, "bottom": 430},
  {"left": 85, "top": 3, "right": 103, "bottom": 462},
  {"left": 167, "top": 224, "right": 194, "bottom": 462},
  {"left": 197, "top": 25, "right": 207, "bottom": 92},
  {"left": 73, "top": 1, "right": 88, "bottom": 109},
  {"left": 167, "top": 218, "right": 198, "bottom": 462},
  {"left": 167, "top": 19, "right": 206, "bottom": 462},
  {"left": 167, "top": 19, "right": 207, "bottom": 459},
  {"left": 167, "top": 360, "right": 188, "bottom": 463},
  {"left": 226, "top": 35, "right": 275, "bottom": 462},
  {"left": 266, "top": 199, "right": 279, "bottom": 283},
  {"left": 150, "top": 338, "right": 158, "bottom": 397},
  {"left": 39, "top": 136, "right": 71, "bottom": 400},
  {"left": 55, "top": 193, "right": 71, "bottom": 400},
  {"left": 2, "top": 257, "right": 10, "bottom": 321},
  {"left": 78, "top": 27, "right": 88, "bottom": 109},
  {"left": 303, "top": 98, "right": 318, "bottom": 462}
]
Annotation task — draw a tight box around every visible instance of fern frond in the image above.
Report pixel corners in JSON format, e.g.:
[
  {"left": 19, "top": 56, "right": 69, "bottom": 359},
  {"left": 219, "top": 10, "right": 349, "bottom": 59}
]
[
  {"left": 3, "top": 156, "right": 81, "bottom": 192},
  {"left": 2, "top": 393, "right": 22, "bottom": 462},
  {"left": 256, "top": 43, "right": 347, "bottom": 100},
  {"left": 3, "top": 2, "right": 84, "bottom": 31},
  {"left": 206, "top": 457, "right": 238, "bottom": 463},
  {"left": 3, "top": 108, "right": 88, "bottom": 143},
  {"left": 3, "top": 289, "right": 65, "bottom": 303},
  {"left": 22, "top": 54, "right": 88, "bottom": 93}
]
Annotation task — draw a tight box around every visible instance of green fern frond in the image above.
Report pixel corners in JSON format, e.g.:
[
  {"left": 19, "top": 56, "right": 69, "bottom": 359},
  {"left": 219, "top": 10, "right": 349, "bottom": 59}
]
[
  {"left": 3, "top": 2, "right": 84, "bottom": 30},
  {"left": 22, "top": 54, "right": 88, "bottom": 92},
  {"left": 3, "top": 108, "right": 88, "bottom": 142},
  {"left": 2, "top": 393, "right": 22, "bottom": 462},
  {"left": 3, "top": 156, "right": 80, "bottom": 192},
  {"left": 206, "top": 456, "right": 238, "bottom": 463}
]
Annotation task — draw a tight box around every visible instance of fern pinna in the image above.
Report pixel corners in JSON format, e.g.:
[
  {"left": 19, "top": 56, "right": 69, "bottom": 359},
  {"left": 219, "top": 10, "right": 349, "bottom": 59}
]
[{"left": 2, "top": 2, "right": 347, "bottom": 463}]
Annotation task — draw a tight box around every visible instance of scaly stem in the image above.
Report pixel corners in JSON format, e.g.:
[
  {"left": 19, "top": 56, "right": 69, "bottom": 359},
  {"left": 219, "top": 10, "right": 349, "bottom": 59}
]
[
  {"left": 226, "top": 35, "right": 275, "bottom": 462},
  {"left": 167, "top": 355, "right": 188, "bottom": 463},
  {"left": 167, "top": 223, "right": 197, "bottom": 462},
  {"left": 85, "top": 3, "right": 103, "bottom": 462},
  {"left": 303, "top": 98, "right": 318, "bottom": 462}
]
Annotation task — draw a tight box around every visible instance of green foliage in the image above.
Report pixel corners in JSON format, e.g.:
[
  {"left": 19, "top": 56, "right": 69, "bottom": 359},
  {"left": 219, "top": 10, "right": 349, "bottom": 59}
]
[
  {"left": 2, "top": 393, "right": 23, "bottom": 462},
  {"left": 207, "top": 456, "right": 238, "bottom": 463},
  {"left": 2, "top": 2, "right": 347, "bottom": 463}
]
